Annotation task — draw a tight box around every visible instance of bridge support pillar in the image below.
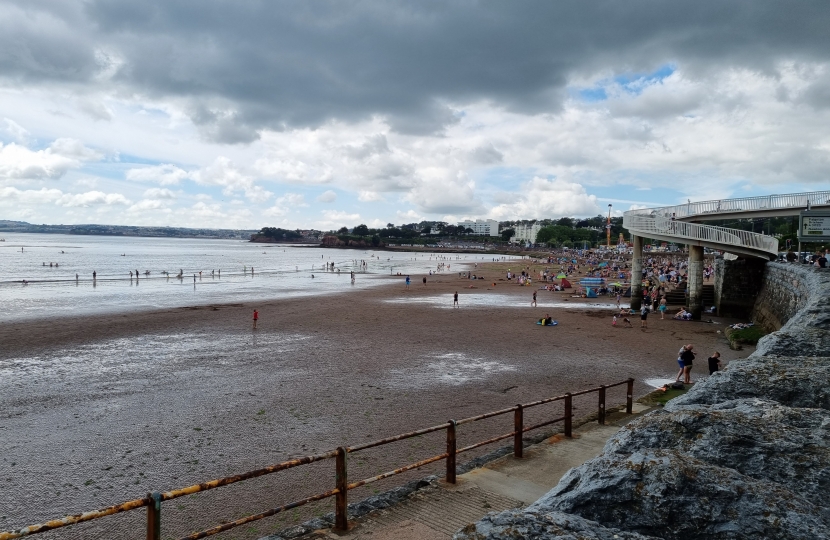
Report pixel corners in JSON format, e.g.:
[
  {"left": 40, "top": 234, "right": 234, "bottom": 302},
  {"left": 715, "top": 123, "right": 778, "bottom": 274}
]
[
  {"left": 688, "top": 245, "right": 704, "bottom": 320},
  {"left": 630, "top": 235, "right": 643, "bottom": 310}
]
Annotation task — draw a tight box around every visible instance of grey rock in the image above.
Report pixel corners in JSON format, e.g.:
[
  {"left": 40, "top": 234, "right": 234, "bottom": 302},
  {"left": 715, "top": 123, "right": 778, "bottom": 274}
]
[
  {"left": 606, "top": 399, "right": 830, "bottom": 504},
  {"left": 454, "top": 510, "right": 659, "bottom": 539},
  {"left": 534, "top": 450, "right": 829, "bottom": 540},
  {"left": 666, "top": 355, "right": 830, "bottom": 411}
]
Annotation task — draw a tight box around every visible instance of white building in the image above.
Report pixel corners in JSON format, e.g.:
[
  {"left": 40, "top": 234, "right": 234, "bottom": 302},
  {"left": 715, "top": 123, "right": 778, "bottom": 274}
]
[
  {"left": 457, "top": 219, "right": 500, "bottom": 237},
  {"left": 511, "top": 222, "right": 543, "bottom": 243}
]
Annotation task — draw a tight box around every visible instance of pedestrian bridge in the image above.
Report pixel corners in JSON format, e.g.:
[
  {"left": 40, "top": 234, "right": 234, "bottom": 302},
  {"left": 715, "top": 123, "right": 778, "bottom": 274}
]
[{"left": 623, "top": 190, "right": 830, "bottom": 260}]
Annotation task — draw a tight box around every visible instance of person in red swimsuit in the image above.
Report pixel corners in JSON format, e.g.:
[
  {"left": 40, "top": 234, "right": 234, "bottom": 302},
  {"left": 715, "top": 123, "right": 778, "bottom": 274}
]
[{"left": 252, "top": 309, "right": 259, "bottom": 330}]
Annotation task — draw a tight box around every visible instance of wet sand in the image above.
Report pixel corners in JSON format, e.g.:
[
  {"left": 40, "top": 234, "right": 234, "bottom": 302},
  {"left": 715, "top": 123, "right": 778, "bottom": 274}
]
[{"left": 0, "top": 262, "right": 750, "bottom": 539}]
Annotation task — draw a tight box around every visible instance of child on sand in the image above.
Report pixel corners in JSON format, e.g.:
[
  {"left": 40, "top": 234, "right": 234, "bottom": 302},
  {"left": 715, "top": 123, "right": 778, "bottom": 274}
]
[{"left": 708, "top": 351, "right": 722, "bottom": 375}]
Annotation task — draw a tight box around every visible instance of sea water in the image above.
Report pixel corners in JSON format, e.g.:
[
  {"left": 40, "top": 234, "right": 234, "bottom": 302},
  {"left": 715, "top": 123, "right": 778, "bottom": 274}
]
[{"left": 0, "top": 233, "right": 511, "bottom": 322}]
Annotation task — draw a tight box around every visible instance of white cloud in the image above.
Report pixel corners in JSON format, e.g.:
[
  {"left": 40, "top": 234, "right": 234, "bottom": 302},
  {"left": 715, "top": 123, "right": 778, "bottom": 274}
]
[
  {"left": 316, "top": 189, "right": 337, "bottom": 203},
  {"left": 396, "top": 209, "right": 422, "bottom": 222},
  {"left": 191, "top": 156, "right": 272, "bottom": 201},
  {"left": 358, "top": 190, "right": 385, "bottom": 202},
  {"left": 76, "top": 98, "right": 113, "bottom": 121},
  {"left": 315, "top": 209, "right": 361, "bottom": 230},
  {"left": 128, "top": 199, "right": 167, "bottom": 212},
  {"left": 57, "top": 191, "right": 131, "bottom": 207},
  {"left": 3, "top": 118, "right": 30, "bottom": 143},
  {"left": 75, "top": 177, "right": 99, "bottom": 188},
  {"left": 0, "top": 186, "right": 64, "bottom": 205},
  {"left": 0, "top": 142, "right": 85, "bottom": 183},
  {"left": 489, "top": 177, "right": 599, "bottom": 220},
  {"left": 48, "top": 138, "right": 104, "bottom": 161},
  {"left": 126, "top": 164, "right": 191, "bottom": 185},
  {"left": 142, "top": 187, "right": 177, "bottom": 199},
  {"left": 275, "top": 193, "right": 307, "bottom": 206}
]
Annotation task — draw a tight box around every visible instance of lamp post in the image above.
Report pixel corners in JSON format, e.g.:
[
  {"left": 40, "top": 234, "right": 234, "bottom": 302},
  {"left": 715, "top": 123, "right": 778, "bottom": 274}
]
[{"left": 606, "top": 204, "right": 612, "bottom": 249}]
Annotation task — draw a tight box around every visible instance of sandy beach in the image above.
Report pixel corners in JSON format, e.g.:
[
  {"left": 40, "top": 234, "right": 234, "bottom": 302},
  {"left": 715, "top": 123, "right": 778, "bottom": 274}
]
[{"left": 0, "top": 261, "right": 750, "bottom": 539}]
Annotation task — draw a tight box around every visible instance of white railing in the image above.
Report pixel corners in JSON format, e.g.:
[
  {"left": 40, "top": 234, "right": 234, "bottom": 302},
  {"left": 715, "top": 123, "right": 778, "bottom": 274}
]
[
  {"left": 623, "top": 214, "right": 779, "bottom": 256},
  {"left": 626, "top": 190, "right": 830, "bottom": 220}
]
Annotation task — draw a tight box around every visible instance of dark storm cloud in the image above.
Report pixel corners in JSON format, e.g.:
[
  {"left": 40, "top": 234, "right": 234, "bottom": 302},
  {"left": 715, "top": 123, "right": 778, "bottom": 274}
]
[{"left": 3, "top": 1, "right": 829, "bottom": 142}]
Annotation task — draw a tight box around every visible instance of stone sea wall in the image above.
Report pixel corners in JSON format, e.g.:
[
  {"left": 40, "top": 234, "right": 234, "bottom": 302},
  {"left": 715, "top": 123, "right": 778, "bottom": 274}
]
[
  {"left": 751, "top": 262, "right": 823, "bottom": 334},
  {"left": 457, "top": 264, "right": 830, "bottom": 540},
  {"left": 713, "top": 257, "right": 766, "bottom": 319}
]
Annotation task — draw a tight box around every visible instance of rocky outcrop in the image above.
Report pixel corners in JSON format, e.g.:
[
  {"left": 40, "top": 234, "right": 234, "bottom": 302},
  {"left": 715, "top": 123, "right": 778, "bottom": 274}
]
[
  {"left": 456, "top": 510, "right": 658, "bottom": 540},
  {"left": 456, "top": 264, "right": 830, "bottom": 540}
]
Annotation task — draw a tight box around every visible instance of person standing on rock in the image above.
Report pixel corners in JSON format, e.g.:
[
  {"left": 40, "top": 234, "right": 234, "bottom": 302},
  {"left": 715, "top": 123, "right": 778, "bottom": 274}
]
[
  {"left": 675, "top": 345, "right": 688, "bottom": 382},
  {"left": 681, "top": 344, "right": 696, "bottom": 384}
]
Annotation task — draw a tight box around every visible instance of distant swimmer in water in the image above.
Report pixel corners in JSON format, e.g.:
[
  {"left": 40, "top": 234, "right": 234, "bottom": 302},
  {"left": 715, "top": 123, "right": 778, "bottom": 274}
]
[
  {"left": 311, "top": 274, "right": 315, "bottom": 278},
  {"left": 194, "top": 274, "right": 197, "bottom": 283},
  {"left": 130, "top": 271, "right": 133, "bottom": 278}
]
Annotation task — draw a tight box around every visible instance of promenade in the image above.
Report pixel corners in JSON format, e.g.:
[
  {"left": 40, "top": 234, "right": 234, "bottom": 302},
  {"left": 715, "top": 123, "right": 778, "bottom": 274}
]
[{"left": 296, "top": 403, "right": 652, "bottom": 540}]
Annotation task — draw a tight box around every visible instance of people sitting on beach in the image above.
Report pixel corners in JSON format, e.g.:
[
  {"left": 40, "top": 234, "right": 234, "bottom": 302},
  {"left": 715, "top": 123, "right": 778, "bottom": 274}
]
[
  {"left": 539, "top": 314, "right": 554, "bottom": 326},
  {"left": 674, "top": 308, "right": 692, "bottom": 320}
]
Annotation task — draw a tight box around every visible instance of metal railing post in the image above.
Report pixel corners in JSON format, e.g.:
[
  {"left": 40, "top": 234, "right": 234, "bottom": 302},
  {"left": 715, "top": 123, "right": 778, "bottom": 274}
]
[
  {"left": 598, "top": 385, "right": 606, "bottom": 425},
  {"left": 335, "top": 447, "right": 348, "bottom": 531},
  {"left": 564, "top": 393, "right": 572, "bottom": 437},
  {"left": 146, "top": 492, "right": 161, "bottom": 540},
  {"left": 446, "top": 420, "right": 457, "bottom": 483},
  {"left": 626, "top": 378, "right": 634, "bottom": 414},
  {"left": 513, "top": 405, "right": 523, "bottom": 458}
]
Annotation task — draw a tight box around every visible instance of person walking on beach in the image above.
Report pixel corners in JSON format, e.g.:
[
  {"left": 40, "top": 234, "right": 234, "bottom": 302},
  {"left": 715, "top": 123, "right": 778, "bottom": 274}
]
[
  {"left": 640, "top": 304, "right": 649, "bottom": 329},
  {"left": 680, "top": 344, "right": 695, "bottom": 383},
  {"left": 92, "top": 270, "right": 96, "bottom": 280},
  {"left": 423, "top": 277, "right": 427, "bottom": 286},
  {"left": 453, "top": 291, "right": 459, "bottom": 308},
  {"left": 252, "top": 309, "right": 259, "bottom": 329},
  {"left": 708, "top": 351, "right": 722, "bottom": 375},
  {"left": 532, "top": 290, "right": 537, "bottom": 307},
  {"left": 659, "top": 296, "right": 667, "bottom": 319},
  {"left": 405, "top": 275, "right": 411, "bottom": 289},
  {"left": 615, "top": 292, "right": 621, "bottom": 309}
]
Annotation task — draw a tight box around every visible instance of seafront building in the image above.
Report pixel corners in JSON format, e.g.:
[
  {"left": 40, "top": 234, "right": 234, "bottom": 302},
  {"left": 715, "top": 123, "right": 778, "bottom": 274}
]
[
  {"left": 457, "top": 219, "right": 500, "bottom": 237},
  {"left": 511, "top": 222, "right": 543, "bottom": 243}
]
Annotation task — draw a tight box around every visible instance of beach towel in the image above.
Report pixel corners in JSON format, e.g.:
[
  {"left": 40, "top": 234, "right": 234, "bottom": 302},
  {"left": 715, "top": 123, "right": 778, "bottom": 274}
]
[{"left": 536, "top": 321, "right": 559, "bottom": 326}]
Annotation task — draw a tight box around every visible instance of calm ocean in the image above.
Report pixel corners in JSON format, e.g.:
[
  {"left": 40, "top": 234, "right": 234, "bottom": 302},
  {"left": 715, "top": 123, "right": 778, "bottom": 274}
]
[{"left": 0, "top": 233, "right": 506, "bottom": 322}]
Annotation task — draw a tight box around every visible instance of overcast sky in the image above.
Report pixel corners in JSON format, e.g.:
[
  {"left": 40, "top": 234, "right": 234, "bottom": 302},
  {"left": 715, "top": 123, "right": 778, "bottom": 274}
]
[{"left": 1, "top": 1, "right": 829, "bottom": 230}]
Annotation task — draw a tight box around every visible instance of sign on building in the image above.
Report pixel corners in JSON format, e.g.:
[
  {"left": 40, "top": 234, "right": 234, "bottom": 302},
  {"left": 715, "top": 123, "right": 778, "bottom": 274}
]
[{"left": 798, "top": 211, "right": 830, "bottom": 242}]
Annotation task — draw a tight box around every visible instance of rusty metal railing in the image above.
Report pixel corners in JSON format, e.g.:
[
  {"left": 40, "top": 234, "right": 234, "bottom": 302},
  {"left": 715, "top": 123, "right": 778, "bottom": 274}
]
[{"left": 0, "top": 378, "right": 635, "bottom": 540}]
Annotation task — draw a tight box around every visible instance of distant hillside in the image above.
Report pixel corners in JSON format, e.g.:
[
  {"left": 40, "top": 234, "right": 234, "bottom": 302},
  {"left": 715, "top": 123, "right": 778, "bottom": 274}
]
[{"left": 0, "top": 220, "right": 256, "bottom": 240}]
